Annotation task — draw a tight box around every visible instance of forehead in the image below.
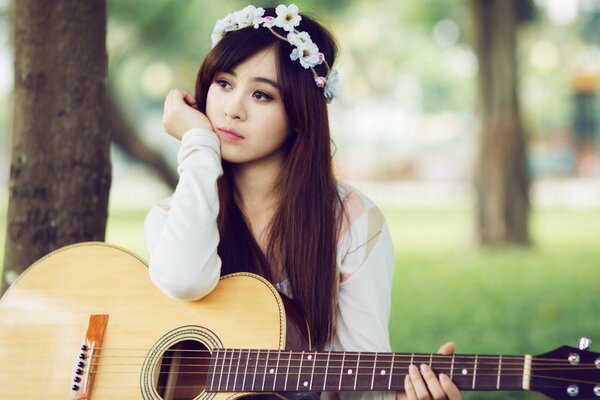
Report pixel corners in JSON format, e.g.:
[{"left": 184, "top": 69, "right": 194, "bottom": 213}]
[{"left": 227, "top": 47, "right": 279, "bottom": 80}]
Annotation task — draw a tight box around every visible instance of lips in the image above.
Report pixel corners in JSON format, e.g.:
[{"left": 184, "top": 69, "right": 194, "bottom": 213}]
[{"left": 218, "top": 127, "right": 245, "bottom": 142}]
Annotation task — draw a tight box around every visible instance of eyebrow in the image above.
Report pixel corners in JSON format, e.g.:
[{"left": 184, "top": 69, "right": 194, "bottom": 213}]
[{"left": 222, "top": 70, "right": 280, "bottom": 90}]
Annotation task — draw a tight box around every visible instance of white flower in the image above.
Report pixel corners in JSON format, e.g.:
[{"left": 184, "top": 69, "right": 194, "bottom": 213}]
[
  {"left": 290, "top": 41, "right": 321, "bottom": 69},
  {"left": 234, "top": 5, "right": 265, "bottom": 29},
  {"left": 274, "top": 4, "right": 302, "bottom": 32},
  {"left": 324, "top": 69, "right": 340, "bottom": 103},
  {"left": 211, "top": 13, "right": 237, "bottom": 47},
  {"left": 287, "top": 31, "right": 312, "bottom": 47}
]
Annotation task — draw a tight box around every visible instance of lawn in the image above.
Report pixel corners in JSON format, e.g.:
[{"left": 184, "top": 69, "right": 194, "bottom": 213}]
[
  {"left": 386, "top": 208, "right": 600, "bottom": 399},
  {"left": 1, "top": 207, "right": 599, "bottom": 399}
]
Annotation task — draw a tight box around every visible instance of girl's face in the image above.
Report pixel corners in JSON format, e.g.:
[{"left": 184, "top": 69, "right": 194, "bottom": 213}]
[{"left": 206, "top": 47, "right": 291, "bottom": 169}]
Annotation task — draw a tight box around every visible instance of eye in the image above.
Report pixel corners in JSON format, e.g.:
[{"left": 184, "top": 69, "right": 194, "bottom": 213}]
[
  {"left": 252, "top": 90, "right": 273, "bottom": 102},
  {"left": 215, "top": 79, "right": 231, "bottom": 89}
]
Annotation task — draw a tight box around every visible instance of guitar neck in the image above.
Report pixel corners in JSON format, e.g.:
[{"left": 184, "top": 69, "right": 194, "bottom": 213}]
[{"left": 208, "top": 349, "right": 530, "bottom": 393}]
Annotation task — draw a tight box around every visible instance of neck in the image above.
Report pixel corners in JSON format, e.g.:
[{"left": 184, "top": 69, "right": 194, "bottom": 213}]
[
  {"left": 207, "top": 349, "right": 530, "bottom": 393},
  {"left": 230, "top": 159, "right": 282, "bottom": 211}
]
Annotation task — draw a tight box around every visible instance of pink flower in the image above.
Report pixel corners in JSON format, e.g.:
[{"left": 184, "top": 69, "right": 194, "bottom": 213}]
[{"left": 315, "top": 76, "right": 326, "bottom": 88}]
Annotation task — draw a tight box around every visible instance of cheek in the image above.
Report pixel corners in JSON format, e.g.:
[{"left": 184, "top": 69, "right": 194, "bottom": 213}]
[{"left": 205, "top": 86, "right": 220, "bottom": 121}]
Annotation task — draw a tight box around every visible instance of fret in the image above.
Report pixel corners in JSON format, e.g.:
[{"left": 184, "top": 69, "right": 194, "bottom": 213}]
[
  {"left": 338, "top": 353, "right": 346, "bottom": 391},
  {"left": 284, "top": 350, "right": 292, "bottom": 390},
  {"left": 231, "top": 349, "right": 242, "bottom": 391},
  {"left": 296, "top": 351, "right": 305, "bottom": 390},
  {"left": 225, "top": 348, "right": 234, "bottom": 391},
  {"left": 472, "top": 355, "right": 478, "bottom": 389},
  {"left": 208, "top": 348, "right": 220, "bottom": 392},
  {"left": 323, "top": 352, "right": 331, "bottom": 391},
  {"left": 272, "top": 350, "right": 282, "bottom": 391},
  {"left": 496, "top": 355, "right": 502, "bottom": 390},
  {"left": 353, "top": 352, "right": 361, "bottom": 390},
  {"left": 450, "top": 354, "right": 455, "bottom": 379},
  {"left": 370, "top": 353, "right": 377, "bottom": 390},
  {"left": 218, "top": 348, "right": 227, "bottom": 391},
  {"left": 309, "top": 351, "right": 318, "bottom": 390},
  {"left": 251, "top": 349, "right": 260, "bottom": 390},
  {"left": 387, "top": 353, "right": 395, "bottom": 390},
  {"left": 241, "top": 349, "right": 251, "bottom": 391}
]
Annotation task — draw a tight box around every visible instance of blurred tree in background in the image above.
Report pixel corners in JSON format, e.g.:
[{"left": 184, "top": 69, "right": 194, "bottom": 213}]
[
  {"left": 469, "top": 0, "right": 534, "bottom": 245},
  {"left": 2, "top": 0, "right": 111, "bottom": 294}
]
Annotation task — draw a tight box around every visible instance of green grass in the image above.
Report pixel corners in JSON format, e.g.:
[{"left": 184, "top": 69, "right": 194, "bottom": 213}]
[
  {"left": 387, "top": 208, "right": 600, "bottom": 399},
  {"left": 2, "top": 207, "right": 599, "bottom": 399}
]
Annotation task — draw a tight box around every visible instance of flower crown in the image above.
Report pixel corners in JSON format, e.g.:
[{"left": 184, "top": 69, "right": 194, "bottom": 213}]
[{"left": 211, "top": 4, "right": 340, "bottom": 103}]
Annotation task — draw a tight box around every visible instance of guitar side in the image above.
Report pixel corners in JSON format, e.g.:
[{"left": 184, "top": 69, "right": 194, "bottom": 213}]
[{"left": 0, "top": 242, "right": 289, "bottom": 399}]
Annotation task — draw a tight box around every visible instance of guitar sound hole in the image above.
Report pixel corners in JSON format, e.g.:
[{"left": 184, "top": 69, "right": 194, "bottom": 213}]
[{"left": 155, "top": 339, "right": 210, "bottom": 400}]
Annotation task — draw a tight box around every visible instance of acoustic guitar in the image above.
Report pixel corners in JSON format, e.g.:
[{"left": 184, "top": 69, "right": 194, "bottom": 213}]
[{"left": 0, "top": 243, "right": 598, "bottom": 399}]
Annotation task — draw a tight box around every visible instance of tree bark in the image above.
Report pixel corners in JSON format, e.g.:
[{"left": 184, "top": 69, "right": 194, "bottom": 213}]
[
  {"left": 2, "top": 0, "right": 111, "bottom": 294},
  {"left": 470, "top": 0, "right": 530, "bottom": 245}
]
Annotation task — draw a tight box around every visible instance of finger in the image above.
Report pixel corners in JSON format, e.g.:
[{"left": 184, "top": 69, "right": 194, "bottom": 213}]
[
  {"left": 439, "top": 374, "right": 462, "bottom": 400},
  {"left": 184, "top": 92, "right": 196, "bottom": 105},
  {"left": 402, "top": 374, "right": 416, "bottom": 400},
  {"left": 437, "top": 342, "right": 455, "bottom": 356},
  {"left": 165, "top": 89, "right": 180, "bottom": 114},
  {"left": 397, "top": 389, "right": 408, "bottom": 400},
  {"left": 408, "top": 364, "right": 431, "bottom": 400},
  {"left": 420, "top": 364, "right": 446, "bottom": 400}
]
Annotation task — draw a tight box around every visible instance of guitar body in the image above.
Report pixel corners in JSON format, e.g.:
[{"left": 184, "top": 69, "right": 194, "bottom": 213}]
[
  {"left": 0, "top": 242, "right": 307, "bottom": 400},
  {"left": 2, "top": 243, "right": 599, "bottom": 400}
]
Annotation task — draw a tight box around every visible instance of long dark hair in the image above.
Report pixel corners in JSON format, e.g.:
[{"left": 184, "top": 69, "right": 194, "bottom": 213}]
[{"left": 195, "top": 9, "right": 343, "bottom": 349}]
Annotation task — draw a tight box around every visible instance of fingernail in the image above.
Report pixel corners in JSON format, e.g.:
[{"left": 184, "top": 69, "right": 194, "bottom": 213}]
[
  {"left": 420, "top": 364, "right": 430, "bottom": 373},
  {"left": 409, "top": 364, "right": 418, "bottom": 374},
  {"left": 439, "top": 373, "right": 448, "bottom": 381}
]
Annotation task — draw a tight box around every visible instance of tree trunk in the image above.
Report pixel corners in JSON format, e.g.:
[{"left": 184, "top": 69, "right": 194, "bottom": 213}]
[
  {"left": 470, "top": 0, "right": 530, "bottom": 245},
  {"left": 2, "top": 0, "right": 111, "bottom": 294}
]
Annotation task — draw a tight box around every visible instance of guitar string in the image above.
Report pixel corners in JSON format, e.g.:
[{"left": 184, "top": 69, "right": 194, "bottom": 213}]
[
  {"left": 3, "top": 371, "right": 598, "bottom": 390},
  {"left": 90, "top": 348, "right": 592, "bottom": 365},
  {"left": 4, "top": 370, "right": 595, "bottom": 392},
  {"left": 73, "top": 368, "right": 600, "bottom": 379},
  {"left": 88, "top": 357, "right": 600, "bottom": 371}
]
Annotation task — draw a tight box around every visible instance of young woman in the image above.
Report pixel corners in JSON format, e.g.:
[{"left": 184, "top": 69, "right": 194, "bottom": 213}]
[{"left": 144, "top": 4, "right": 461, "bottom": 400}]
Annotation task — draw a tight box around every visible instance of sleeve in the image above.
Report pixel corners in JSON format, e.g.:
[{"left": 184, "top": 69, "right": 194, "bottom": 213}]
[
  {"left": 324, "top": 188, "right": 396, "bottom": 400},
  {"left": 143, "top": 128, "right": 223, "bottom": 301}
]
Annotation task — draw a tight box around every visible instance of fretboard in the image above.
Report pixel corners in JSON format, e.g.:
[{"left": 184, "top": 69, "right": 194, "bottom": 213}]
[{"left": 207, "top": 349, "right": 530, "bottom": 393}]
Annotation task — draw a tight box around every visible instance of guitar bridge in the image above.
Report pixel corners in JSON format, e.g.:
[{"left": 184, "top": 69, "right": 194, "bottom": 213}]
[{"left": 70, "top": 314, "right": 109, "bottom": 400}]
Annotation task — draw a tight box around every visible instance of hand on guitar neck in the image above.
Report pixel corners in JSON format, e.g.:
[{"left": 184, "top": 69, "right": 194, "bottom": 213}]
[{"left": 398, "top": 342, "right": 462, "bottom": 400}]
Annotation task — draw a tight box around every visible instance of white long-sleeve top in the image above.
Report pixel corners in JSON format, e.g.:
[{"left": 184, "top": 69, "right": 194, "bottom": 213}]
[{"left": 144, "top": 128, "right": 396, "bottom": 400}]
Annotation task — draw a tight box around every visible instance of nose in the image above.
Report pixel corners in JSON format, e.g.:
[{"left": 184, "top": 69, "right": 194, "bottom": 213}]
[{"left": 223, "top": 91, "right": 246, "bottom": 121}]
